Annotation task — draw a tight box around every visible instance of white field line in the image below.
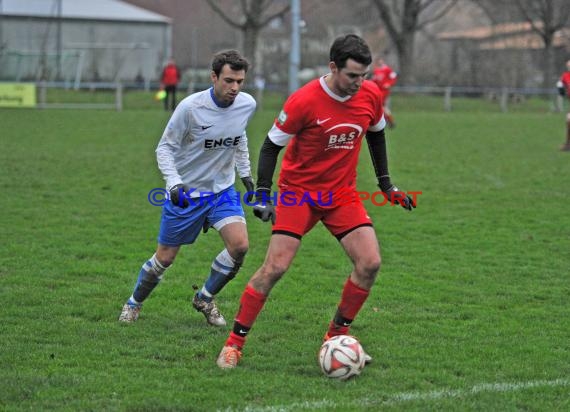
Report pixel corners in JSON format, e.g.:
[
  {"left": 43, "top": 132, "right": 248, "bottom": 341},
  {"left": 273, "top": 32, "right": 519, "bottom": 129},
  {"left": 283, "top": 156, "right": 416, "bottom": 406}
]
[{"left": 221, "top": 378, "right": 570, "bottom": 412}]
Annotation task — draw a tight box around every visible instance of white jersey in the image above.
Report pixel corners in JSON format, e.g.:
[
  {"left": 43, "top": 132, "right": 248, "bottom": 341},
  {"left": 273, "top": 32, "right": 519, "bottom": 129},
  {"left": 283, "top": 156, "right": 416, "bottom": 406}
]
[{"left": 156, "top": 88, "right": 256, "bottom": 197}]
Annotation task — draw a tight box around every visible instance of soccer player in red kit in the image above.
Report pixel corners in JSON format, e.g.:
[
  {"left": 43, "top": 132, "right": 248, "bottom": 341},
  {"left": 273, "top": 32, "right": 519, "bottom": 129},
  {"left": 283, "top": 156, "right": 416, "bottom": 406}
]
[
  {"left": 557, "top": 59, "right": 570, "bottom": 151},
  {"left": 216, "top": 34, "right": 415, "bottom": 369},
  {"left": 160, "top": 58, "right": 181, "bottom": 111},
  {"left": 372, "top": 57, "right": 398, "bottom": 128}
]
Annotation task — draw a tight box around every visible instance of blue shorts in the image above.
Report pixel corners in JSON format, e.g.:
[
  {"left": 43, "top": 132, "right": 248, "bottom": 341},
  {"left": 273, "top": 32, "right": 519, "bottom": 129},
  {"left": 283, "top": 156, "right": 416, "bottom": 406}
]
[{"left": 158, "top": 185, "right": 245, "bottom": 246}]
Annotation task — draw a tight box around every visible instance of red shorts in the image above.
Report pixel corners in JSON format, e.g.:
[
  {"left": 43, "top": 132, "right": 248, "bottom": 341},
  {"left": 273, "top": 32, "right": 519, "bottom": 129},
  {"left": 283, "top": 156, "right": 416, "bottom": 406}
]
[{"left": 272, "top": 188, "right": 373, "bottom": 239}]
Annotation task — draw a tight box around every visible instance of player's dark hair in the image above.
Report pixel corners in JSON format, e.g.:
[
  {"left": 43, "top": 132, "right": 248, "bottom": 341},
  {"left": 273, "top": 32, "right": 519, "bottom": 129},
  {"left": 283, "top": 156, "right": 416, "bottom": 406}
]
[
  {"left": 329, "top": 34, "right": 372, "bottom": 69},
  {"left": 212, "top": 50, "right": 249, "bottom": 76}
]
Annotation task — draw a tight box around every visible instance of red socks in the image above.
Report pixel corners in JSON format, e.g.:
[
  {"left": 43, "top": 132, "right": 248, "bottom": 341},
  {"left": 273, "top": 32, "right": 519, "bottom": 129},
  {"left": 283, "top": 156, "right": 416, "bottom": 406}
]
[
  {"left": 225, "top": 278, "right": 370, "bottom": 349},
  {"left": 327, "top": 277, "right": 370, "bottom": 337},
  {"left": 225, "top": 285, "right": 267, "bottom": 349}
]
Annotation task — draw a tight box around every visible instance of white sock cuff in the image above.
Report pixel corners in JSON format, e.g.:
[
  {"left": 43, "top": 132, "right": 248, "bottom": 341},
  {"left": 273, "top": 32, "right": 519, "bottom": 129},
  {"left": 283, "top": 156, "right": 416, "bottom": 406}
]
[
  {"left": 216, "top": 248, "right": 236, "bottom": 267},
  {"left": 128, "top": 295, "right": 141, "bottom": 305},
  {"left": 147, "top": 253, "right": 167, "bottom": 277},
  {"left": 200, "top": 286, "right": 213, "bottom": 298}
]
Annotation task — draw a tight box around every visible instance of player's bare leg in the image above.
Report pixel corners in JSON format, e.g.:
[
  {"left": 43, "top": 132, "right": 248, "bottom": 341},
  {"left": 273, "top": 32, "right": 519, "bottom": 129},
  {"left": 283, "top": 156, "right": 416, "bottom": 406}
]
[
  {"left": 217, "top": 234, "right": 301, "bottom": 368},
  {"left": 340, "top": 226, "right": 381, "bottom": 290},
  {"left": 248, "top": 234, "right": 301, "bottom": 294},
  {"left": 219, "top": 221, "right": 249, "bottom": 262},
  {"left": 324, "top": 226, "right": 380, "bottom": 362},
  {"left": 155, "top": 244, "right": 180, "bottom": 266}
]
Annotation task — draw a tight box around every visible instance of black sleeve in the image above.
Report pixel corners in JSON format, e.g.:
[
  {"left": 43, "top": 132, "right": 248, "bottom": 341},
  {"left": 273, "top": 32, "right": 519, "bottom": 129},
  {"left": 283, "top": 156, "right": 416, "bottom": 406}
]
[
  {"left": 365, "top": 129, "right": 392, "bottom": 192},
  {"left": 256, "top": 136, "right": 284, "bottom": 192}
]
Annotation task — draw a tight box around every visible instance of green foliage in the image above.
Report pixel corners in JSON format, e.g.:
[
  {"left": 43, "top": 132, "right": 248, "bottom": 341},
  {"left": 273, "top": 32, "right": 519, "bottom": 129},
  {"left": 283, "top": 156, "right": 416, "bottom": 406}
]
[{"left": 0, "top": 102, "right": 569, "bottom": 411}]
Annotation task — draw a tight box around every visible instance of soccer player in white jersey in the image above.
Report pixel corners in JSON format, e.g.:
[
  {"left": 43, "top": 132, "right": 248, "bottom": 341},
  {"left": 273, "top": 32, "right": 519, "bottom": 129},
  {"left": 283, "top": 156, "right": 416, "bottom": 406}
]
[{"left": 119, "top": 50, "right": 257, "bottom": 326}]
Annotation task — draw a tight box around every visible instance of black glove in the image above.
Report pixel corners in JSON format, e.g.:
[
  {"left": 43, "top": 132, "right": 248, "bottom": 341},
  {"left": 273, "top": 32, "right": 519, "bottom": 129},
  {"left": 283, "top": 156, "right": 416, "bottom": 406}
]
[
  {"left": 169, "top": 184, "right": 189, "bottom": 208},
  {"left": 382, "top": 185, "right": 415, "bottom": 211},
  {"left": 252, "top": 190, "right": 276, "bottom": 224},
  {"left": 241, "top": 176, "right": 255, "bottom": 203}
]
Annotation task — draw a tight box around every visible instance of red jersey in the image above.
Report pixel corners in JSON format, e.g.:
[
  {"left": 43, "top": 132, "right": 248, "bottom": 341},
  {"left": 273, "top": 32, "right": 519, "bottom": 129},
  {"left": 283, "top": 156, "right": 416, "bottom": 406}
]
[
  {"left": 372, "top": 64, "right": 398, "bottom": 99},
  {"left": 268, "top": 76, "right": 385, "bottom": 196},
  {"left": 560, "top": 71, "right": 570, "bottom": 98},
  {"left": 161, "top": 64, "right": 180, "bottom": 86}
]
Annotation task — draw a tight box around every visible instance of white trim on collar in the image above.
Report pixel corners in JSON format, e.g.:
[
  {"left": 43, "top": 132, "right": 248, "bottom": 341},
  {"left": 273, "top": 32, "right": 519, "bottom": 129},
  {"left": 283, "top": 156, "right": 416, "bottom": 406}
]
[{"left": 319, "top": 75, "right": 352, "bottom": 102}]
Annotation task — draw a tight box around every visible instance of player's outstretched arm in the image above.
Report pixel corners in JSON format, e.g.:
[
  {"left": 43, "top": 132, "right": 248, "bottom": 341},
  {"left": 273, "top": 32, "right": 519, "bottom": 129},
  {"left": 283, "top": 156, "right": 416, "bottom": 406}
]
[
  {"left": 365, "top": 129, "right": 415, "bottom": 211},
  {"left": 253, "top": 136, "right": 284, "bottom": 223}
]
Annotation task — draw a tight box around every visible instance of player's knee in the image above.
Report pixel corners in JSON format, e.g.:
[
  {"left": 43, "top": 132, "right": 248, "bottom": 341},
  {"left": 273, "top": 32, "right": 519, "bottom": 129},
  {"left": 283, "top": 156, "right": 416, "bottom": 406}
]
[
  {"left": 157, "top": 256, "right": 174, "bottom": 268},
  {"left": 358, "top": 255, "right": 381, "bottom": 276},
  {"left": 229, "top": 240, "right": 249, "bottom": 260},
  {"left": 249, "top": 264, "right": 285, "bottom": 294},
  {"left": 156, "top": 243, "right": 180, "bottom": 264},
  {"left": 262, "top": 261, "right": 289, "bottom": 280},
  {"left": 155, "top": 250, "right": 176, "bottom": 267}
]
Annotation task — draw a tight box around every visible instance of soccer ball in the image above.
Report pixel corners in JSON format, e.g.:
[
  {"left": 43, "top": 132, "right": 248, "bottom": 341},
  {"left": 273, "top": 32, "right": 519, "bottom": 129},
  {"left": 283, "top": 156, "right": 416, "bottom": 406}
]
[{"left": 318, "top": 335, "right": 366, "bottom": 380}]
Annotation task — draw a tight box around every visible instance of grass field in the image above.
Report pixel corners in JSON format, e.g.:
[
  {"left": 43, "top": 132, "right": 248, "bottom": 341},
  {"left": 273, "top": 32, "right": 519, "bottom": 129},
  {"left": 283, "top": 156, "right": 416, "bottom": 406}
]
[{"left": 1, "top": 94, "right": 569, "bottom": 411}]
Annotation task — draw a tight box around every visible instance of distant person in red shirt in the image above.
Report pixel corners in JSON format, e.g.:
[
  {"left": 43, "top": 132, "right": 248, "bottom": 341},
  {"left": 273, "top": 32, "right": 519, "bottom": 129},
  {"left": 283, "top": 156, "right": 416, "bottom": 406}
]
[
  {"left": 161, "top": 58, "right": 181, "bottom": 111},
  {"left": 557, "top": 59, "right": 570, "bottom": 151},
  {"left": 216, "top": 34, "right": 415, "bottom": 369},
  {"left": 371, "top": 57, "right": 398, "bottom": 128}
]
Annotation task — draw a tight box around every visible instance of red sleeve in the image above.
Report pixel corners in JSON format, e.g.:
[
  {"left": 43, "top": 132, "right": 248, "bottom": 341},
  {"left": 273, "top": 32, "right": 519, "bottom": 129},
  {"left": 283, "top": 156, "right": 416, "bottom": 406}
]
[
  {"left": 274, "top": 87, "right": 311, "bottom": 135},
  {"left": 363, "top": 81, "right": 384, "bottom": 128}
]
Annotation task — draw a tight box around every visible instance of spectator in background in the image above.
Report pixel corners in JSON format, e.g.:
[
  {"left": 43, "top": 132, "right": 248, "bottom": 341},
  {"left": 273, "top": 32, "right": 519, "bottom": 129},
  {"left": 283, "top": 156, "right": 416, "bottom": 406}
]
[
  {"left": 557, "top": 59, "right": 570, "bottom": 151},
  {"left": 135, "top": 71, "right": 144, "bottom": 87},
  {"left": 371, "top": 57, "right": 398, "bottom": 128},
  {"left": 161, "top": 58, "right": 181, "bottom": 111}
]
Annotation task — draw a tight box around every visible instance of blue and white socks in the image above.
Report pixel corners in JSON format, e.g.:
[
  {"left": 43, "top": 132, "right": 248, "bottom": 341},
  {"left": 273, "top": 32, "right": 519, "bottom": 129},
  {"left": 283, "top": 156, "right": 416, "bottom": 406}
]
[
  {"left": 197, "top": 248, "right": 241, "bottom": 302},
  {"left": 129, "top": 254, "right": 167, "bottom": 306}
]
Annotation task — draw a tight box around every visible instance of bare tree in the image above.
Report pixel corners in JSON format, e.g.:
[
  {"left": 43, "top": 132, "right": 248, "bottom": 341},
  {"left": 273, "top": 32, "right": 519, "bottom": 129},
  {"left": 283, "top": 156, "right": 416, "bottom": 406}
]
[
  {"left": 472, "top": 0, "right": 570, "bottom": 88},
  {"left": 369, "top": 0, "right": 458, "bottom": 84},
  {"left": 514, "top": 0, "right": 570, "bottom": 88},
  {"left": 204, "top": 0, "right": 290, "bottom": 75},
  {"left": 468, "top": 0, "right": 517, "bottom": 24}
]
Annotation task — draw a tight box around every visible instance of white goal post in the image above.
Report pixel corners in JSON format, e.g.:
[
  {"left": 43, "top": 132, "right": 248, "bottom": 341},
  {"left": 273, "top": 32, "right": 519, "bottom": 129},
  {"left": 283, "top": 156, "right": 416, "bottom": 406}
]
[{"left": 36, "top": 81, "right": 123, "bottom": 111}]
